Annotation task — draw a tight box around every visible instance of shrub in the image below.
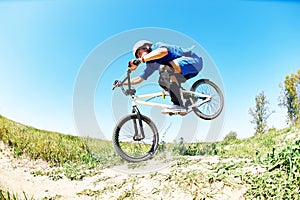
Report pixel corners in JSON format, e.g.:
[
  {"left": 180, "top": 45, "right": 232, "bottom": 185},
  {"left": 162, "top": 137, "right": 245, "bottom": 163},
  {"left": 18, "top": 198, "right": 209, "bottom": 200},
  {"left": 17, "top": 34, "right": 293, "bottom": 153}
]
[{"left": 223, "top": 131, "right": 237, "bottom": 141}]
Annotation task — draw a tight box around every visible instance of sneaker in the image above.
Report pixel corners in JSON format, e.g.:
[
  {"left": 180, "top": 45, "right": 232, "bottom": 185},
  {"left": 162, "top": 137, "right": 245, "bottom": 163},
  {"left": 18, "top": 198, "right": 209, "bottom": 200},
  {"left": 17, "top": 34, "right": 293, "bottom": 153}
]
[{"left": 161, "top": 105, "right": 187, "bottom": 115}]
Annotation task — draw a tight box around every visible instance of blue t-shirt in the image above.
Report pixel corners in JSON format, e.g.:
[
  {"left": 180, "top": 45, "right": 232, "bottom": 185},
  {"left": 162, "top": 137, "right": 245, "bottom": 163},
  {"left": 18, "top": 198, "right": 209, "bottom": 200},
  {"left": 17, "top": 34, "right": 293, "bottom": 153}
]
[{"left": 139, "top": 42, "right": 202, "bottom": 80}]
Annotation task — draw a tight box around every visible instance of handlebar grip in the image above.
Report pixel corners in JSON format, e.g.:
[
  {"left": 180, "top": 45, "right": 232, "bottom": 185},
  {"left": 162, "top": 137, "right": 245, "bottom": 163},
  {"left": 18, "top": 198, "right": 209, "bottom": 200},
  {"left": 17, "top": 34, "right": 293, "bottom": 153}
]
[{"left": 128, "top": 59, "right": 141, "bottom": 67}]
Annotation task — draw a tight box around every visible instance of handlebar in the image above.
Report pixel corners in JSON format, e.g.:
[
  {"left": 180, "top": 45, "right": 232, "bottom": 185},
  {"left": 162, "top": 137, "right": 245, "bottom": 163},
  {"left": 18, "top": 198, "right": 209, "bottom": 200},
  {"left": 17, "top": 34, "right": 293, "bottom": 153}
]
[{"left": 112, "top": 69, "right": 136, "bottom": 96}]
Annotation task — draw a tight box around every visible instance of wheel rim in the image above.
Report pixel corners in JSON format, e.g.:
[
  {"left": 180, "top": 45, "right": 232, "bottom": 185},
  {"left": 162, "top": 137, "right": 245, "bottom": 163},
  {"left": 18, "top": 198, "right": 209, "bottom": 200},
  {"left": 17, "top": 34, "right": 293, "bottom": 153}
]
[
  {"left": 194, "top": 82, "right": 222, "bottom": 117},
  {"left": 117, "top": 117, "right": 156, "bottom": 160}
]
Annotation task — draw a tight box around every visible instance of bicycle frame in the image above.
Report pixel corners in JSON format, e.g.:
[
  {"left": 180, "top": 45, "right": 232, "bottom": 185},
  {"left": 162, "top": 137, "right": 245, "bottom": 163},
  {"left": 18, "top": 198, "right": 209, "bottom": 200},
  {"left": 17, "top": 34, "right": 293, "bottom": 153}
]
[
  {"left": 115, "top": 70, "right": 212, "bottom": 114},
  {"left": 133, "top": 90, "right": 211, "bottom": 111}
]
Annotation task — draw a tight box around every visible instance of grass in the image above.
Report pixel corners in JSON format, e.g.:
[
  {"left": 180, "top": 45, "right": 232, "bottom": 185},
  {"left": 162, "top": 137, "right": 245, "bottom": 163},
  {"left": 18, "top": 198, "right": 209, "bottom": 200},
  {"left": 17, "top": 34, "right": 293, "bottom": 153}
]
[
  {"left": 245, "top": 139, "right": 300, "bottom": 199},
  {"left": 0, "top": 189, "right": 34, "bottom": 200},
  {"left": 167, "top": 126, "right": 300, "bottom": 199},
  {"left": 172, "top": 126, "right": 300, "bottom": 160},
  {"left": 0, "top": 115, "right": 88, "bottom": 164},
  {"left": 0, "top": 115, "right": 123, "bottom": 181},
  {"left": 0, "top": 114, "right": 299, "bottom": 199}
]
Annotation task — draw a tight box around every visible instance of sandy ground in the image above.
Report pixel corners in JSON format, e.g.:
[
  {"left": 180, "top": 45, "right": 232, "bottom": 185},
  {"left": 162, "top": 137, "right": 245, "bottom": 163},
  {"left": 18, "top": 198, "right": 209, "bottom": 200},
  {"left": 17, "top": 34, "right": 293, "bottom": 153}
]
[{"left": 0, "top": 141, "right": 257, "bottom": 200}]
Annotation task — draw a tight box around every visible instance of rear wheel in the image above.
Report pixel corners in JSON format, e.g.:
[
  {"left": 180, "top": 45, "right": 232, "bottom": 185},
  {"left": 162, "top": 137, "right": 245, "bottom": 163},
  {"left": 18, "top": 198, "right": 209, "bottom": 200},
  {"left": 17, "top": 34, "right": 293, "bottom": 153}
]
[
  {"left": 190, "top": 79, "right": 224, "bottom": 120},
  {"left": 112, "top": 114, "right": 159, "bottom": 162}
]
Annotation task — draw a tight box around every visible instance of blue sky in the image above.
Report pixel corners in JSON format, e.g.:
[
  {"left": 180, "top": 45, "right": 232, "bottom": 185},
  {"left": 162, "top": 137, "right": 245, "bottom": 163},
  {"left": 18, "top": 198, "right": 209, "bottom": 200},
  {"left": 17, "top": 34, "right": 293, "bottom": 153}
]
[{"left": 0, "top": 0, "right": 300, "bottom": 141}]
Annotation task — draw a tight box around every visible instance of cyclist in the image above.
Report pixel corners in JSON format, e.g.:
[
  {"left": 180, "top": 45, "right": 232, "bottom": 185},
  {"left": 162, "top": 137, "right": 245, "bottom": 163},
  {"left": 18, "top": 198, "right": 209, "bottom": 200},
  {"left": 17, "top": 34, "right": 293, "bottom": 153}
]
[{"left": 124, "top": 40, "right": 203, "bottom": 114}]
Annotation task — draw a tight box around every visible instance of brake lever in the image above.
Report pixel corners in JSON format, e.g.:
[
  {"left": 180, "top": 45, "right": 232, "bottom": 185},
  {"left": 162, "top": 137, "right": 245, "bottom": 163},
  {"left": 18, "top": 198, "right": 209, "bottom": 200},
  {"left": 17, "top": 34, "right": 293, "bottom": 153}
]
[{"left": 112, "top": 80, "right": 120, "bottom": 90}]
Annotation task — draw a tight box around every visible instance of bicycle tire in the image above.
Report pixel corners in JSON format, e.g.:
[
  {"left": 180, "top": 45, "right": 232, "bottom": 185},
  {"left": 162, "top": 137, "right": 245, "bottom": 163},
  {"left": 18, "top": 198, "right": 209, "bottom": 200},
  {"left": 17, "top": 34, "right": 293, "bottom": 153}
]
[
  {"left": 112, "top": 114, "right": 159, "bottom": 162},
  {"left": 190, "top": 79, "right": 224, "bottom": 120}
]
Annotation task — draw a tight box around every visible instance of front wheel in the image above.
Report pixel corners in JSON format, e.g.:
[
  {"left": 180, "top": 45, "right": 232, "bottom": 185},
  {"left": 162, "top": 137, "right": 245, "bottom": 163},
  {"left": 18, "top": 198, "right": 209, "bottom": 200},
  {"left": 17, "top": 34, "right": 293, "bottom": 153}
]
[
  {"left": 190, "top": 79, "right": 224, "bottom": 120},
  {"left": 112, "top": 114, "right": 159, "bottom": 162}
]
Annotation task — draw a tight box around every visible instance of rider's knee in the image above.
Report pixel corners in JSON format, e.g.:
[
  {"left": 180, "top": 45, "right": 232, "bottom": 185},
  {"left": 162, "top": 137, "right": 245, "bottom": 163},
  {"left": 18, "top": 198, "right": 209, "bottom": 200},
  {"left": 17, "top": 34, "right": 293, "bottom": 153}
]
[{"left": 159, "top": 65, "right": 172, "bottom": 73}]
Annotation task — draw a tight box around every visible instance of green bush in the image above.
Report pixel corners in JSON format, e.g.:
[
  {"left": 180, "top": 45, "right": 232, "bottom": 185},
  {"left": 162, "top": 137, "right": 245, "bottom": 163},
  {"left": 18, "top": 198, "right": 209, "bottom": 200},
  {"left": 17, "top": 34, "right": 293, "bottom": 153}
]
[
  {"left": 223, "top": 131, "right": 237, "bottom": 141},
  {"left": 172, "top": 138, "right": 217, "bottom": 156}
]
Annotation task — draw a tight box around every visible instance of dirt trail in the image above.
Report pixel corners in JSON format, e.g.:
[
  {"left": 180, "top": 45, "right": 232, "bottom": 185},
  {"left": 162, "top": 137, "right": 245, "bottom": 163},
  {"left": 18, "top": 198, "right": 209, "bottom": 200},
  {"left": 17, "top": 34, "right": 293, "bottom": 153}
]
[{"left": 0, "top": 141, "right": 256, "bottom": 200}]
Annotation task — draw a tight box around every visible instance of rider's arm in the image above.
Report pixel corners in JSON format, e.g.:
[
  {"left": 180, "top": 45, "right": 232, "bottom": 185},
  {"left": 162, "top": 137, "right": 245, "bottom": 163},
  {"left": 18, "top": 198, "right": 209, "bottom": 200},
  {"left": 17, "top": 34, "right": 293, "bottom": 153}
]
[
  {"left": 141, "top": 47, "right": 168, "bottom": 62},
  {"left": 123, "top": 76, "right": 144, "bottom": 85}
]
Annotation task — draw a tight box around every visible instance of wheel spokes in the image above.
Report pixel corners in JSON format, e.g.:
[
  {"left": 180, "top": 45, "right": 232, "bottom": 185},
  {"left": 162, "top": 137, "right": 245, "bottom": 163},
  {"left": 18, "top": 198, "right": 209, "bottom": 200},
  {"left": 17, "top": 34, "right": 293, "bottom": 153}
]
[{"left": 118, "top": 118, "right": 154, "bottom": 158}]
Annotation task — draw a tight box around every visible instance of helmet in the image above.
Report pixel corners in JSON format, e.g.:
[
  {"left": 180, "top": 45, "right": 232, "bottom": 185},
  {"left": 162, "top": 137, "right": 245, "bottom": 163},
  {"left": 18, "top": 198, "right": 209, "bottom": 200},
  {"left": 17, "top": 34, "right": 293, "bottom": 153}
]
[{"left": 132, "top": 40, "right": 153, "bottom": 58}]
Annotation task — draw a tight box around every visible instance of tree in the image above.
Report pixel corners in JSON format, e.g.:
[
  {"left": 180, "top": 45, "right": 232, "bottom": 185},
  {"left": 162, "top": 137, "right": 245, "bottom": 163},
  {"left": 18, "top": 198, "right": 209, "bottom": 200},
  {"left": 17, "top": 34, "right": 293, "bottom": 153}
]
[
  {"left": 224, "top": 131, "right": 237, "bottom": 141},
  {"left": 279, "top": 70, "right": 300, "bottom": 124},
  {"left": 249, "top": 91, "right": 274, "bottom": 134}
]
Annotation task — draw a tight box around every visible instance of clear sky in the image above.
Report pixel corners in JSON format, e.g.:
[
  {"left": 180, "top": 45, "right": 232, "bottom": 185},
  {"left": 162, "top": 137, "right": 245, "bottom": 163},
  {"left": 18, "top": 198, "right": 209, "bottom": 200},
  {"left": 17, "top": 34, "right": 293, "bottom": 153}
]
[{"left": 0, "top": 0, "right": 300, "bottom": 142}]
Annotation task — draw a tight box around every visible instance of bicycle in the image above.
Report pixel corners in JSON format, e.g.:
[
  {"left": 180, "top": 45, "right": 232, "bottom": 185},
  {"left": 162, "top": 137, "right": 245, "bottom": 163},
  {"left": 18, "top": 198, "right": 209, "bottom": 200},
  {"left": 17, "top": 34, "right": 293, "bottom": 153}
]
[{"left": 112, "top": 69, "right": 224, "bottom": 162}]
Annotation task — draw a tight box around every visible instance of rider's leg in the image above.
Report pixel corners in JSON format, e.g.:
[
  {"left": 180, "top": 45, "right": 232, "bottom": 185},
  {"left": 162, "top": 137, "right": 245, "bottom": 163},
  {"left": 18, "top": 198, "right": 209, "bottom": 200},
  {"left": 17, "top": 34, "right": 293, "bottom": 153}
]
[
  {"left": 159, "top": 65, "right": 183, "bottom": 105},
  {"left": 169, "top": 75, "right": 183, "bottom": 107},
  {"left": 160, "top": 66, "right": 187, "bottom": 114}
]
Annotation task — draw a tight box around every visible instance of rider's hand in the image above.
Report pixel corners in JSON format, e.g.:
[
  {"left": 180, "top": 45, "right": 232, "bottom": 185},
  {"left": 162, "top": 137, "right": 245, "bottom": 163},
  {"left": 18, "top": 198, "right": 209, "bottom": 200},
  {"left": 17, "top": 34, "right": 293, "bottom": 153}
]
[{"left": 128, "top": 58, "right": 141, "bottom": 71}]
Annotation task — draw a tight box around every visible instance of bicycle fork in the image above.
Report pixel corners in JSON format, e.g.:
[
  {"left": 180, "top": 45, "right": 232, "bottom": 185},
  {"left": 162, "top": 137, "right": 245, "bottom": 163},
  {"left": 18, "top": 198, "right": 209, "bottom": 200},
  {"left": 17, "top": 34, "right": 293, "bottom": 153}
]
[{"left": 132, "top": 105, "right": 145, "bottom": 141}]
